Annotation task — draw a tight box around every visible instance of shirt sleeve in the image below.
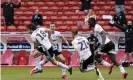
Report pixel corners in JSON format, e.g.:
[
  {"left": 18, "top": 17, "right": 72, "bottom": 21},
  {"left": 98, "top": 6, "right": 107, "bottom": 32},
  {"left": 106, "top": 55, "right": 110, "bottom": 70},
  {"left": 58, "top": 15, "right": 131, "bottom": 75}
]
[
  {"left": 31, "top": 35, "right": 36, "bottom": 42},
  {"left": 58, "top": 32, "right": 62, "bottom": 37},
  {"left": 95, "top": 25, "right": 103, "bottom": 33}
]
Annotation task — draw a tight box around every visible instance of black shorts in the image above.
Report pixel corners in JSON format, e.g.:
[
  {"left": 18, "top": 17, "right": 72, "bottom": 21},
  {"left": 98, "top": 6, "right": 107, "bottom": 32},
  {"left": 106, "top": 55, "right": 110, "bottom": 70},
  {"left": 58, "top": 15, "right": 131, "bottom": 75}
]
[
  {"left": 80, "top": 54, "right": 94, "bottom": 70},
  {"left": 125, "top": 42, "right": 133, "bottom": 53},
  {"left": 53, "top": 50, "right": 61, "bottom": 56},
  {"left": 37, "top": 46, "right": 54, "bottom": 59},
  {"left": 101, "top": 41, "right": 115, "bottom": 54}
]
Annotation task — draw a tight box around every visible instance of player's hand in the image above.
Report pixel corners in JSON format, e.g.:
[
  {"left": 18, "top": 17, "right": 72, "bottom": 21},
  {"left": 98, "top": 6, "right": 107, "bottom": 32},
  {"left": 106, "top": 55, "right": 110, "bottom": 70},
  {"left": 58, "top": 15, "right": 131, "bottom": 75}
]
[{"left": 75, "top": 10, "right": 79, "bottom": 14}]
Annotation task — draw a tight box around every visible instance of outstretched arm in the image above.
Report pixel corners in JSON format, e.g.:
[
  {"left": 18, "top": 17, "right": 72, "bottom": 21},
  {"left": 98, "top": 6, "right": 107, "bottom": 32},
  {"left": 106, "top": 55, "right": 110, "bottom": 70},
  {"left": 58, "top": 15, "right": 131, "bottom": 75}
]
[{"left": 13, "top": 0, "right": 21, "bottom": 8}]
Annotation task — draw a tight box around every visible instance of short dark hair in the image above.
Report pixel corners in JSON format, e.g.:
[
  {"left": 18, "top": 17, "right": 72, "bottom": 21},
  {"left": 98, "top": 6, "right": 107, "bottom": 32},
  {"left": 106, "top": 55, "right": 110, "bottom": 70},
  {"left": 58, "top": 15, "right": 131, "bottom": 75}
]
[
  {"left": 72, "top": 29, "right": 78, "bottom": 35},
  {"left": 27, "top": 23, "right": 37, "bottom": 31},
  {"left": 88, "top": 18, "right": 96, "bottom": 25}
]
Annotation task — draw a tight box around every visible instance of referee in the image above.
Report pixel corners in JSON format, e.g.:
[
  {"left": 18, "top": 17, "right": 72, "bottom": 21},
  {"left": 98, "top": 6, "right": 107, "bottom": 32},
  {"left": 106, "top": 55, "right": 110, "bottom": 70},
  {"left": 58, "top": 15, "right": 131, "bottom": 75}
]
[{"left": 110, "top": 20, "right": 133, "bottom": 62}]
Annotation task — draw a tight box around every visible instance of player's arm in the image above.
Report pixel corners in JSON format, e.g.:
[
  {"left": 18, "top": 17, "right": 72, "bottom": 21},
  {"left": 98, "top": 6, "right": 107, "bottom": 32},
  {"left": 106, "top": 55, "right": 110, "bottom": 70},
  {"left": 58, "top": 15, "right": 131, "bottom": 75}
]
[
  {"left": 60, "top": 34, "right": 69, "bottom": 46},
  {"left": 31, "top": 35, "right": 39, "bottom": 49}
]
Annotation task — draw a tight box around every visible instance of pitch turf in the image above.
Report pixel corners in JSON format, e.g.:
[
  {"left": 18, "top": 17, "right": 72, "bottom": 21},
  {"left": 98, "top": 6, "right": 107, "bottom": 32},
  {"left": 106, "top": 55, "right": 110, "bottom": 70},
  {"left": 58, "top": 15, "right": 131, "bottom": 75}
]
[{"left": 1, "top": 66, "right": 133, "bottom": 80}]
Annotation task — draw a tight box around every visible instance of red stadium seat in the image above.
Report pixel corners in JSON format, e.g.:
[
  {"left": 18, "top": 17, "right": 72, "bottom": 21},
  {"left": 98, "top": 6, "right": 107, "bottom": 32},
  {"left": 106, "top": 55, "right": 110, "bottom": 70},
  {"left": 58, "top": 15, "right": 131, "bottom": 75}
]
[
  {"left": 7, "top": 26, "right": 17, "bottom": 31},
  {"left": 29, "top": 6, "right": 39, "bottom": 10},
  {"left": 58, "top": 26, "right": 69, "bottom": 31},
  {"left": 24, "top": 11, "right": 34, "bottom": 16},
  {"left": 44, "top": 11, "right": 54, "bottom": 16},
  {"left": 17, "top": 26, "right": 27, "bottom": 31},
  {"left": 126, "top": 15, "right": 132, "bottom": 20},
  {"left": 40, "top": 6, "right": 49, "bottom": 10},
  {"left": 45, "top": 2, "right": 55, "bottom": 6},
  {"left": 50, "top": 16, "right": 58, "bottom": 21},
  {"left": 27, "top": 2, "right": 35, "bottom": 6},
  {"left": 65, "top": 21, "right": 73, "bottom": 26},
  {"left": 56, "top": 2, "right": 65, "bottom": 7},
  {"left": 109, "top": 1, "right": 115, "bottom": 5},
  {"left": 62, "top": 6, "right": 70, "bottom": 10},
  {"left": 60, "top": 16, "right": 69, "bottom": 20},
  {"left": 57, "top": 12, "right": 64, "bottom": 15},
  {"left": 70, "top": 16, "right": 79, "bottom": 20},
  {"left": 64, "top": 11, "right": 75, "bottom": 16},
  {"left": 15, "top": 11, "right": 23, "bottom": 15},
  {"left": 80, "top": 25, "right": 90, "bottom": 31},
  {"left": 23, "top": 21, "right": 31, "bottom": 25},
  {"left": 50, "top": 6, "right": 59, "bottom": 11},
  {"left": 54, "top": 21, "right": 63, "bottom": 26},
  {"left": 18, "top": 16, "right": 28, "bottom": 21},
  {"left": 0, "top": 26, "right": 6, "bottom": 31},
  {"left": 35, "top": 2, "right": 45, "bottom": 7},
  {"left": 15, "top": 50, "right": 29, "bottom": 65}
]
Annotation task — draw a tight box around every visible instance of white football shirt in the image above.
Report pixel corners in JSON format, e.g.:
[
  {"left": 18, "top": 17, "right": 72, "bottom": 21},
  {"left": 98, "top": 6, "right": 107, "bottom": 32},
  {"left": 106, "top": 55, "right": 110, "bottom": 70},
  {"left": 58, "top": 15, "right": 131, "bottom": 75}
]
[
  {"left": 72, "top": 36, "right": 92, "bottom": 62},
  {"left": 50, "top": 31, "right": 62, "bottom": 52},
  {"left": 31, "top": 28, "right": 52, "bottom": 50},
  {"left": 94, "top": 24, "right": 111, "bottom": 44}
]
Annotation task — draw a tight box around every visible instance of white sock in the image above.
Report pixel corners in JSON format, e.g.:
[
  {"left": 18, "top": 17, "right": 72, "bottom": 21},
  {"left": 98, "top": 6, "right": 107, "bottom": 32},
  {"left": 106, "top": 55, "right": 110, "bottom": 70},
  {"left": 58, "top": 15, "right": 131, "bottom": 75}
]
[
  {"left": 35, "top": 58, "right": 42, "bottom": 70},
  {"left": 84, "top": 67, "right": 95, "bottom": 72},
  {"left": 118, "top": 65, "right": 126, "bottom": 74},
  {"left": 57, "top": 62, "right": 69, "bottom": 70},
  {"left": 101, "top": 60, "right": 111, "bottom": 67},
  {"left": 39, "top": 59, "right": 49, "bottom": 66},
  {"left": 96, "top": 68, "right": 104, "bottom": 80},
  {"left": 61, "top": 68, "right": 66, "bottom": 75}
]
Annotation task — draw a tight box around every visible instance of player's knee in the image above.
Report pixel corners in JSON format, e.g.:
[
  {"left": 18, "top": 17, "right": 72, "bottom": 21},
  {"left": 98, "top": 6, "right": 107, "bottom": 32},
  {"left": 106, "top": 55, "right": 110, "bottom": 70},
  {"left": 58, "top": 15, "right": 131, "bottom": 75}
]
[{"left": 50, "top": 59, "right": 57, "bottom": 65}]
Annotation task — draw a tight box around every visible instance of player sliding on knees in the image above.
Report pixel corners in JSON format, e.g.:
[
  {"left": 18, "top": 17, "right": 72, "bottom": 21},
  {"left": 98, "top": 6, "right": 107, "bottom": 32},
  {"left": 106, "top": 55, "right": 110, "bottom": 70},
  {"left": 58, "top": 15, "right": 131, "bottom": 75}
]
[
  {"left": 28, "top": 24, "right": 72, "bottom": 76},
  {"left": 31, "top": 24, "right": 70, "bottom": 79},
  {"left": 71, "top": 29, "right": 104, "bottom": 80},
  {"left": 88, "top": 18, "right": 128, "bottom": 79}
]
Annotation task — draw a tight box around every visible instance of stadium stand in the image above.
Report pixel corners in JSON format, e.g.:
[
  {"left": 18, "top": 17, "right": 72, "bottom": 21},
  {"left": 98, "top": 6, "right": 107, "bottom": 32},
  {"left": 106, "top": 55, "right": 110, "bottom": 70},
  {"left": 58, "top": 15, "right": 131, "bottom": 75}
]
[{"left": 1, "top": 0, "right": 133, "bottom": 32}]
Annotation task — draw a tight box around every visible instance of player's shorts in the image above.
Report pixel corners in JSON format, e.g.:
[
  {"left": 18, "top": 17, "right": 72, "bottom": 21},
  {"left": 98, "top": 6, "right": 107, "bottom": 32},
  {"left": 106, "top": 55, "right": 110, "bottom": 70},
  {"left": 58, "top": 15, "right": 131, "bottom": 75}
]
[
  {"left": 37, "top": 46, "right": 54, "bottom": 59},
  {"left": 125, "top": 42, "right": 133, "bottom": 53},
  {"left": 80, "top": 53, "right": 94, "bottom": 70},
  {"left": 53, "top": 50, "right": 61, "bottom": 56},
  {"left": 101, "top": 41, "right": 116, "bottom": 54}
]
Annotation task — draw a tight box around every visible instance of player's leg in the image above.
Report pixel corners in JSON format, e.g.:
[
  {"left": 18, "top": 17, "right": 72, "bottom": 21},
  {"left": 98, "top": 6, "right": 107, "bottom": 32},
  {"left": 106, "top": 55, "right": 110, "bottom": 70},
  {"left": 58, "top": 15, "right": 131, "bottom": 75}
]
[
  {"left": 124, "top": 42, "right": 130, "bottom": 62},
  {"left": 95, "top": 52, "right": 113, "bottom": 74},
  {"left": 106, "top": 41, "right": 128, "bottom": 79},
  {"left": 45, "top": 47, "right": 72, "bottom": 75},
  {"left": 55, "top": 52, "right": 67, "bottom": 78},
  {"left": 30, "top": 50, "right": 43, "bottom": 75},
  {"left": 79, "top": 54, "right": 104, "bottom": 80}
]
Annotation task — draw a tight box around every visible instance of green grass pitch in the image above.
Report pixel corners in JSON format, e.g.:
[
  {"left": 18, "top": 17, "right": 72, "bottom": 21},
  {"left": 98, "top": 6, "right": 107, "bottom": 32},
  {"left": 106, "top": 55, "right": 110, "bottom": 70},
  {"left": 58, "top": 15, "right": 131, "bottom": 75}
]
[{"left": 1, "top": 67, "right": 133, "bottom": 80}]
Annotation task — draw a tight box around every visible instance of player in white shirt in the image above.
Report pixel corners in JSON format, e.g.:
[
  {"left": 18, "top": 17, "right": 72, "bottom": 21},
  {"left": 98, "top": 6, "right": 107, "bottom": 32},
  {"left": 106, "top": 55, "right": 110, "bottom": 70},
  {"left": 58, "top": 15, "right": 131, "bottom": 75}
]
[
  {"left": 71, "top": 29, "right": 104, "bottom": 80},
  {"left": 88, "top": 18, "right": 128, "bottom": 79},
  {"left": 50, "top": 24, "right": 70, "bottom": 78},
  {"left": 28, "top": 24, "right": 72, "bottom": 75},
  {"left": 34, "top": 24, "right": 70, "bottom": 78}
]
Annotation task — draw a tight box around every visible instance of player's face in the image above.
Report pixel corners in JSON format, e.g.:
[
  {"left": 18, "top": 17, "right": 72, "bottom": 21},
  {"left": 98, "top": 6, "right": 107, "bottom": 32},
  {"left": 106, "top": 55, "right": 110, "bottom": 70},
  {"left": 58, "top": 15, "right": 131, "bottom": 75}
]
[
  {"left": 7, "top": 0, "right": 11, "bottom": 3},
  {"left": 50, "top": 25, "right": 56, "bottom": 31}
]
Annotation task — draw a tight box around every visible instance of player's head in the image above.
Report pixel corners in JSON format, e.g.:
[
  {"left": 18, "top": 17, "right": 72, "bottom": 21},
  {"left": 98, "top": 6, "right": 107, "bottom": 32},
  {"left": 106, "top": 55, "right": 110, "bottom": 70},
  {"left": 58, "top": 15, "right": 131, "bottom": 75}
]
[
  {"left": 49, "top": 24, "right": 56, "bottom": 32},
  {"left": 7, "top": 0, "right": 11, "bottom": 3},
  {"left": 88, "top": 18, "right": 96, "bottom": 28},
  {"left": 71, "top": 29, "right": 78, "bottom": 37},
  {"left": 27, "top": 23, "right": 37, "bottom": 34}
]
